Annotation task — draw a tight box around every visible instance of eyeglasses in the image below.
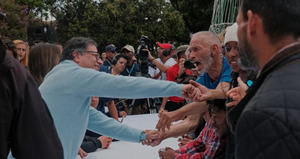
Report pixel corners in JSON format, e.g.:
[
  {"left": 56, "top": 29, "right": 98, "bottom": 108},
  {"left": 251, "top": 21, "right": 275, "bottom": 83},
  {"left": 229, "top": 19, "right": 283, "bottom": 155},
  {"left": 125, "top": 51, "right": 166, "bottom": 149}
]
[
  {"left": 224, "top": 45, "right": 239, "bottom": 52},
  {"left": 85, "top": 51, "right": 100, "bottom": 59}
]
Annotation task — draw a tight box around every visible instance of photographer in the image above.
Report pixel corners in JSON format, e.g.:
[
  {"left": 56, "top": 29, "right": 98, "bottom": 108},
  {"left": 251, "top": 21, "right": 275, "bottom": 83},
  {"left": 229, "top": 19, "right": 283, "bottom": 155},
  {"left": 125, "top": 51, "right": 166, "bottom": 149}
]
[
  {"left": 160, "top": 45, "right": 196, "bottom": 112},
  {"left": 147, "top": 42, "right": 176, "bottom": 80},
  {"left": 120, "top": 44, "right": 140, "bottom": 77}
]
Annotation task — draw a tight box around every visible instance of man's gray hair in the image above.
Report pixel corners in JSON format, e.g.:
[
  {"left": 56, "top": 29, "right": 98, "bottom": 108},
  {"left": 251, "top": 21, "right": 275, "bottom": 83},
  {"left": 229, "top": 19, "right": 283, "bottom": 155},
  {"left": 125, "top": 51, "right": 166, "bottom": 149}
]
[
  {"left": 61, "top": 37, "right": 97, "bottom": 61},
  {"left": 191, "top": 31, "right": 222, "bottom": 48}
]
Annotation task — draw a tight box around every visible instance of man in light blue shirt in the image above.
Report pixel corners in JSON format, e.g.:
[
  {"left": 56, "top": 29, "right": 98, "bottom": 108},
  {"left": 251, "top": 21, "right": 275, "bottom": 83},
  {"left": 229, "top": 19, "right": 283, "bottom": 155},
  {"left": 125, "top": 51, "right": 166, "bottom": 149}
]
[{"left": 39, "top": 37, "right": 197, "bottom": 159}]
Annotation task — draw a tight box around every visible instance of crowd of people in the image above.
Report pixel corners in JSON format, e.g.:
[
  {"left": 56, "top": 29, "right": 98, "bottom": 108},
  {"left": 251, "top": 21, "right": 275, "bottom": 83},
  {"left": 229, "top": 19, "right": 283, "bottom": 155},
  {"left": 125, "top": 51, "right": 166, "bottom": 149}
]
[{"left": 1, "top": 0, "right": 300, "bottom": 158}]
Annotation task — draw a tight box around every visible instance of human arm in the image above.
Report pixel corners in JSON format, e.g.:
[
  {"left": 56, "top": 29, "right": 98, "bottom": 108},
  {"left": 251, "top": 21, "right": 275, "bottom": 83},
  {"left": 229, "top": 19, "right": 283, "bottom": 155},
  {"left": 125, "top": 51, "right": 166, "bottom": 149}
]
[
  {"left": 190, "top": 81, "right": 230, "bottom": 102},
  {"left": 88, "top": 107, "right": 159, "bottom": 145},
  {"left": 148, "top": 51, "right": 171, "bottom": 73},
  {"left": 156, "top": 102, "right": 208, "bottom": 132},
  {"left": 49, "top": 64, "right": 184, "bottom": 99},
  {"left": 106, "top": 100, "right": 119, "bottom": 120},
  {"left": 161, "top": 114, "right": 201, "bottom": 139},
  {"left": 81, "top": 136, "right": 102, "bottom": 153},
  {"left": 143, "top": 114, "right": 201, "bottom": 146},
  {"left": 160, "top": 97, "right": 168, "bottom": 111}
]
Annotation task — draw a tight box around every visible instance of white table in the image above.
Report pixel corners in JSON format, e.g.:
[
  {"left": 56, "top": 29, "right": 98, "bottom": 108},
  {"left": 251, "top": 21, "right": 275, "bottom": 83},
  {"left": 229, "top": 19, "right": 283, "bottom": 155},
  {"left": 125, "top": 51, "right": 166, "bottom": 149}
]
[{"left": 77, "top": 114, "right": 179, "bottom": 159}]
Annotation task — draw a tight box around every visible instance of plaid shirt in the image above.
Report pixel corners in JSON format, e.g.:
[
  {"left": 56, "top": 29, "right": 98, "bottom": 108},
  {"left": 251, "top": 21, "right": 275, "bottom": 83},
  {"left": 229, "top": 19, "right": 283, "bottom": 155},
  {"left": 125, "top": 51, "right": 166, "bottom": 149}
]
[{"left": 174, "top": 120, "right": 226, "bottom": 159}]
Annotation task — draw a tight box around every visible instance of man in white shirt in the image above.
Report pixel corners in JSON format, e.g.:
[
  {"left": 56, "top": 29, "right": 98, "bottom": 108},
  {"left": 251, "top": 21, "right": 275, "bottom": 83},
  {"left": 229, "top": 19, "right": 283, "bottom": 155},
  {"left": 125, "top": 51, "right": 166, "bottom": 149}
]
[{"left": 148, "top": 42, "right": 176, "bottom": 80}]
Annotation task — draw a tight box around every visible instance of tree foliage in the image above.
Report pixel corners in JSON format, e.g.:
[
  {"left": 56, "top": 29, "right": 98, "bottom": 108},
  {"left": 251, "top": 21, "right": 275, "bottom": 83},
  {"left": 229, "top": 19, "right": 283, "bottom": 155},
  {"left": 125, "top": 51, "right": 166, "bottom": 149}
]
[
  {"left": 1, "top": 0, "right": 214, "bottom": 50},
  {"left": 51, "top": 0, "right": 190, "bottom": 51},
  {"left": 170, "top": 0, "right": 214, "bottom": 33},
  {"left": 0, "top": 0, "right": 30, "bottom": 40}
]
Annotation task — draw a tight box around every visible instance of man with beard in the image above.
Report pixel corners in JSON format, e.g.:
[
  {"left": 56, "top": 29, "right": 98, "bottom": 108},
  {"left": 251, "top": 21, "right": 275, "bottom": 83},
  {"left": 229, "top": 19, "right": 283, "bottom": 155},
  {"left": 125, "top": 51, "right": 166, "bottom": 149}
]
[
  {"left": 148, "top": 32, "right": 231, "bottom": 159},
  {"left": 156, "top": 31, "right": 232, "bottom": 132},
  {"left": 230, "top": 0, "right": 300, "bottom": 158}
]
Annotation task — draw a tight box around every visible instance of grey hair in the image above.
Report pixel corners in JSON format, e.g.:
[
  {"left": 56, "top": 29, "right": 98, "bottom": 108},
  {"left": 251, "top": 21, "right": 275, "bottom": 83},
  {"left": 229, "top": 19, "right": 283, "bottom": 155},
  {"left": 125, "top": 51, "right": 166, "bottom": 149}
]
[
  {"left": 191, "top": 31, "right": 222, "bottom": 48},
  {"left": 61, "top": 37, "right": 97, "bottom": 61}
]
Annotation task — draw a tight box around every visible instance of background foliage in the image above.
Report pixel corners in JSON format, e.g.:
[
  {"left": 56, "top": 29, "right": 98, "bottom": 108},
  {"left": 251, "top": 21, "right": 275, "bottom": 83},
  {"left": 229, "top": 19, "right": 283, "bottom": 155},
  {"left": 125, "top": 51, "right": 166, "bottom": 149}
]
[{"left": 1, "top": 0, "right": 214, "bottom": 51}]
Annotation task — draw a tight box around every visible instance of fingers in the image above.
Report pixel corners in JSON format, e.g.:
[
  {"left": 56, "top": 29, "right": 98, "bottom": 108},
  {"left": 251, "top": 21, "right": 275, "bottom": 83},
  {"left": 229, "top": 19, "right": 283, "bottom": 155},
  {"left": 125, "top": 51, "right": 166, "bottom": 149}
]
[
  {"left": 156, "top": 111, "right": 172, "bottom": 132},
  {"left": 237, "top": 77, "right": 248, "bottom": 90},
  {"left": 99, "top": 136, "right": 112, "bottom": 149},
  {"left": 142, "top": 130, "right": 162, "bottom": 146},
  {"left": 78, "top": 148, "right": 87, "bottom": 158}
]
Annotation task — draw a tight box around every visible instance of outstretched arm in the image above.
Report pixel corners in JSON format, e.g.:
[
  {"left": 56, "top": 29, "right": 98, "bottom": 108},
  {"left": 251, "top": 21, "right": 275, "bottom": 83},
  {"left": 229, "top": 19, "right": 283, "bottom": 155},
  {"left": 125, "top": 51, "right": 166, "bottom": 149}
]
[{"left": 156, "top": 101, "right": 208, "bottom": 132}]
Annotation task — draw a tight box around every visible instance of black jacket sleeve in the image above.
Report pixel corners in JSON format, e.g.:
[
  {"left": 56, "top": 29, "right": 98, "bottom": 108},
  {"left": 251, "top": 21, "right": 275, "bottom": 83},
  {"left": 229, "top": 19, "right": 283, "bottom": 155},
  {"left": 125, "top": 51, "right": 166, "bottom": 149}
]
[{"left": 81, "top": 136, "right": 102, "bottom": 153}]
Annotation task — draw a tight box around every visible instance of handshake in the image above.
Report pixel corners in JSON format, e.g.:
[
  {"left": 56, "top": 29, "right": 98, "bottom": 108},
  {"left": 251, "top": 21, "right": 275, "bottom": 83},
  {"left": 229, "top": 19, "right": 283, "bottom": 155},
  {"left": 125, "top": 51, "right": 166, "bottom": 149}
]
[{"left": 140, "top": 130, "right": 165, "bottom": 147}]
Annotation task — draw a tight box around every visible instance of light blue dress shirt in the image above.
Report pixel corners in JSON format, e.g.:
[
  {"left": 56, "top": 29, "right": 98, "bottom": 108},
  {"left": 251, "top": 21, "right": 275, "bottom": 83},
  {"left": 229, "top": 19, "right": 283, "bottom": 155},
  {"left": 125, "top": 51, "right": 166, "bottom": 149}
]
[{"left": 39, "top": 60, "right": 183, "bottom": 159}]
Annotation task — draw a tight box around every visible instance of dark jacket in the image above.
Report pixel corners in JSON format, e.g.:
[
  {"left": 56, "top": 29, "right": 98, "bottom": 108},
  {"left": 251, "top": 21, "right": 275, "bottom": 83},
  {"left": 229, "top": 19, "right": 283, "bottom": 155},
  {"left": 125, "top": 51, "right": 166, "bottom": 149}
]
[
  {"left": 0, "top": 49, "right": 64, "bottom": 158},
  {"left": 230, "top": 43, "right": 300, "bottom": 159},
  {"left": 81, "top": 136, "right": 102, "bottom": 153}
]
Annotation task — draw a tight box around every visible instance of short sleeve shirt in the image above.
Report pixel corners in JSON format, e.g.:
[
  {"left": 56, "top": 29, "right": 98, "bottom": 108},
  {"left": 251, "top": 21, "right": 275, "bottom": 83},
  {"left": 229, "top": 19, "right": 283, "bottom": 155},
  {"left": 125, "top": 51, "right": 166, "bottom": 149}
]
[{"left": 196, "top": 57, "right": 232, "bottom": 89}]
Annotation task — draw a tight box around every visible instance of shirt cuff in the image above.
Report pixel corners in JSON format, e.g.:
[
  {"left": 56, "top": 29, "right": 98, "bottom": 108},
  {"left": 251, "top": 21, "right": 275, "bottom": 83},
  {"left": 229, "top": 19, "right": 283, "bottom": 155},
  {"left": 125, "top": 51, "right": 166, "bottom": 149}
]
[{"left": 139, "top": 131, "right": 146, "bottom": 142}]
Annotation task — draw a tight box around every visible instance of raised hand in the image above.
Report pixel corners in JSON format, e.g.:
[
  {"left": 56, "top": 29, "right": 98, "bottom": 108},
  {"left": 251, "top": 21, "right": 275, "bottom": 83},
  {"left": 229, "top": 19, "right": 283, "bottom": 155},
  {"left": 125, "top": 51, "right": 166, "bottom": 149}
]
[
  {"left": 141, "top": 130, "right": 161, "bottom": 146},
  {"left": 156, "top": 110, "right": 184, "bottom": 132},
  {"left": 226, "top": 77, "right": 248, "bottom": 107}
]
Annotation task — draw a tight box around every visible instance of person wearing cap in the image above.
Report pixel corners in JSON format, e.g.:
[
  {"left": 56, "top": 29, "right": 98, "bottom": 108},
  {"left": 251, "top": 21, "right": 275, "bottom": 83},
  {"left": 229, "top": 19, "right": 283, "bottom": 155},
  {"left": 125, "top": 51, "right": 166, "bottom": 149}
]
[
  {"left": 103, "top": 44, "right": 117, "bottom": 67},
  {"left": 120, "top": 44, "right": 140, "bottom": 76},
  {"left": 148, "top": 42, "right": 176, "bottom": 80},
  {"left": 160, "top": 45, "right": 195, "bottom": 112},
  {"left": 223, "top": 23, "right": 257, "bottom": 92}
]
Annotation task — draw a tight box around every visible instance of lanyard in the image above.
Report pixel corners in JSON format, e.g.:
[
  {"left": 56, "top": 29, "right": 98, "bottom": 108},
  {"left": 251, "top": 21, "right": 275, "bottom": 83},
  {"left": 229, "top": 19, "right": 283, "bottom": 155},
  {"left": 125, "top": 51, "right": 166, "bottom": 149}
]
[{"left": 126, "top": 63, "right": 135, "bottom": 76}]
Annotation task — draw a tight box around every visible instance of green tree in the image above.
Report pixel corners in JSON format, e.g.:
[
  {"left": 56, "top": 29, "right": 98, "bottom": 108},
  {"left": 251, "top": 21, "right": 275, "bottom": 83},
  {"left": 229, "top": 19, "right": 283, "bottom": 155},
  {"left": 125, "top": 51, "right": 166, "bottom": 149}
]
[
  {"left": 0, "top": 0, "right": 30, "bottom": 40},
  {"left": 170, "top": 0, "right": 213, "bottom": 33},
  {"left": 51, "top": 0, "right": 190, "bottom": 51}
]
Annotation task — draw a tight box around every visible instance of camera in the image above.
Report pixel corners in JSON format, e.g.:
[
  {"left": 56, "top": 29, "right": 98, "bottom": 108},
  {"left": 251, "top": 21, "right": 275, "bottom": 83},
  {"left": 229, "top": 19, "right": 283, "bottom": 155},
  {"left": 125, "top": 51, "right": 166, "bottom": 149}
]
[
  {"left": 184, "top": 60, "right": 196, "bottom": 69},
  {"left": 136, "top": 35, "right": 152, "bottom": 77}
]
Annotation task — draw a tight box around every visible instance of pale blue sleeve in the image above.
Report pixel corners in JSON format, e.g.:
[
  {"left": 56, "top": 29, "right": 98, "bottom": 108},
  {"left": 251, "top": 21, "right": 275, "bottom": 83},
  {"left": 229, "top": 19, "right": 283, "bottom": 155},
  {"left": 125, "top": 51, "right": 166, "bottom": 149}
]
[
  {"left": 87, "top": 107, "right": 144, "bottom": 143},
  {"left": 69, "top": 67, "right": 183, "bottom": 98}
]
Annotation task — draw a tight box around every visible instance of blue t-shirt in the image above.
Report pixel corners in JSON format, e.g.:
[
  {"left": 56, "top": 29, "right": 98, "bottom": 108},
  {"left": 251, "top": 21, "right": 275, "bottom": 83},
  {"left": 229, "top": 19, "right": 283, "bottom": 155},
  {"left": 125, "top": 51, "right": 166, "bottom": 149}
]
[{"left": 196, "top": 57, "right": 232, "bottom": 89}]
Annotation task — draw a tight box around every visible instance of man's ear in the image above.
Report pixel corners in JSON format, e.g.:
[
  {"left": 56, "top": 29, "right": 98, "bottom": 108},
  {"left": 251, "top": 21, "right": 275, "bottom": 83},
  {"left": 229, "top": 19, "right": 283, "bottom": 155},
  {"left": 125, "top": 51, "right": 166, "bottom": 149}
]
[
  {"left": 72, "top": 51, "right": 80, "bottom": 63},
  {"left": 247, "top": 10, "right": 260, "bottom": 37},
  {"left": 210, "top": 44, "right": 220, "bottom": 57}
]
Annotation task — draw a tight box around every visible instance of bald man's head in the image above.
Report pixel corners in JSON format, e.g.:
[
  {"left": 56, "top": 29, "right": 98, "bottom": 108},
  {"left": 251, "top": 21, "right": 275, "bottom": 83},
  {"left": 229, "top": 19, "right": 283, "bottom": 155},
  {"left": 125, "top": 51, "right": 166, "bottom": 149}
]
[{"left": 191, "top": 31, "right": 222, "bottom": 49}]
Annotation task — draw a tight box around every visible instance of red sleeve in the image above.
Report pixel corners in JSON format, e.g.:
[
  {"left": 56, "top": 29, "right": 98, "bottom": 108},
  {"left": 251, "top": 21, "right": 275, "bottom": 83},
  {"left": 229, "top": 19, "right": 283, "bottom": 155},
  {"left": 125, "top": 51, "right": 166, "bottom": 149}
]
[{"left": 166, "top": 66, "right": 178, "bottom": 81}]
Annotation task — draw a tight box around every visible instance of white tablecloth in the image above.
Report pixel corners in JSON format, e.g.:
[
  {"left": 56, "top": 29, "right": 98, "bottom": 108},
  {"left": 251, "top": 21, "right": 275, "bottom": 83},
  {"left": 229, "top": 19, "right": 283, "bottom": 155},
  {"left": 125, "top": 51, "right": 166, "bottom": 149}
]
[{"left": 76, "top": 114, "right": 179, "bottom": 159}]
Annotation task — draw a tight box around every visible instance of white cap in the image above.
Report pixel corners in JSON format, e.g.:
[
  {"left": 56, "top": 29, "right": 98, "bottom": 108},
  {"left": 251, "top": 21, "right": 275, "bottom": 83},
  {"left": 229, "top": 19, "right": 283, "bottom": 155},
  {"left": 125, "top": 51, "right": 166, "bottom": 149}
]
[
  {"left": 121, "top": 45, "right": 135, "bottom": 54},
  {"left": 224, "top": 23, "right": 238, "bottom": 45}
]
